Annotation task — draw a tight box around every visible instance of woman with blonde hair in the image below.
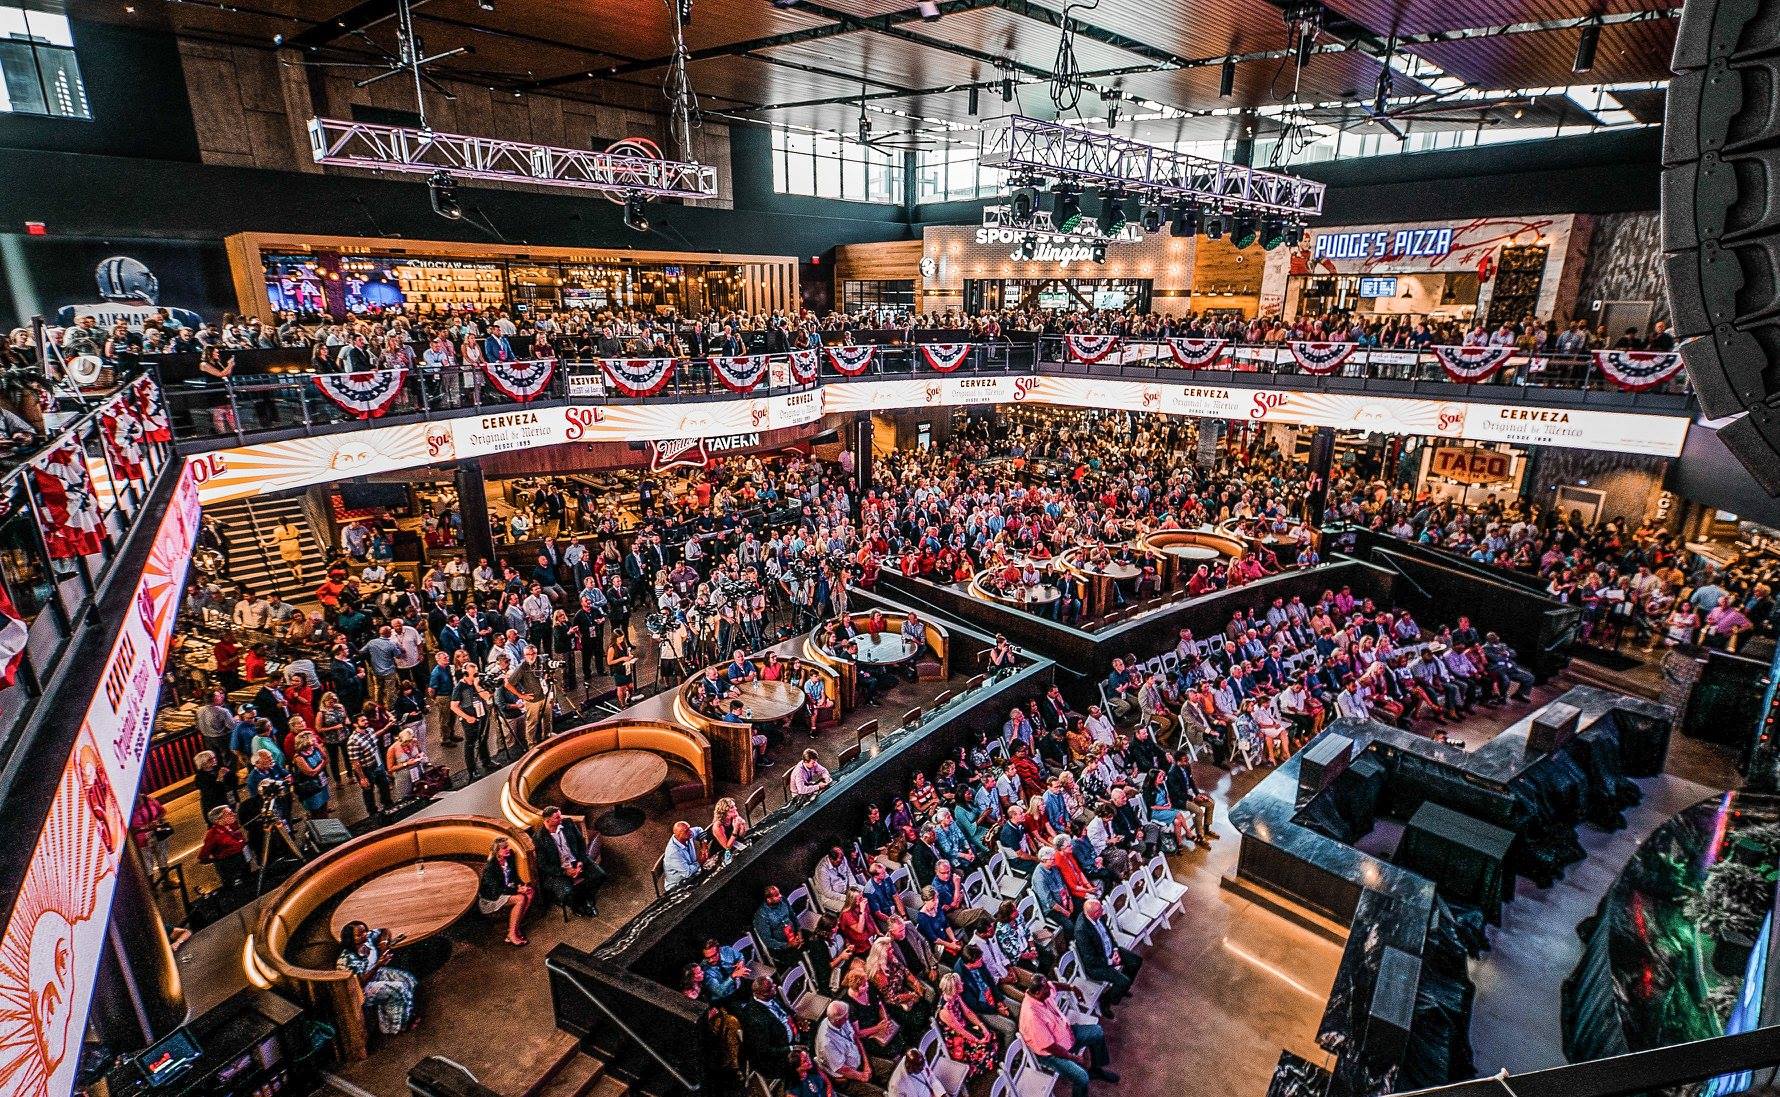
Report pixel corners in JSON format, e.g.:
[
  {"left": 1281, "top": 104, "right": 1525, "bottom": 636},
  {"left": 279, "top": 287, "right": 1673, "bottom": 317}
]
[
  {"left": 935, "top": 971, "right": 998, "bottom": 1078},
  {"left": 709, "top": 796, "right": 748, "bottom": 862},
  {"left": 385, "top": 727, "right": 427, "bottom": 802},
  {"left": 479, "top": 836, "right": 534, "bottom": 946}
]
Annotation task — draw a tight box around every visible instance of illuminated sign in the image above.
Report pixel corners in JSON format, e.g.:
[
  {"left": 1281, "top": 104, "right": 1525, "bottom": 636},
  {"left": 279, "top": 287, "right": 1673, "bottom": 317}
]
[
  {"left": 1358, "top": 276, "right": 1398, "bottom": 298},
  {"left": 1312, "top": 227, "right": 1454, "bottom": 263},
  {"left": 973, "top": 224, "right": 1143, "bottom": 267},
  {"left": 1430, "top": 447, "right": 1513, "bottom": 484},
  {"left": 0, "top": 460, "right": 200, "bottom": 1097}
]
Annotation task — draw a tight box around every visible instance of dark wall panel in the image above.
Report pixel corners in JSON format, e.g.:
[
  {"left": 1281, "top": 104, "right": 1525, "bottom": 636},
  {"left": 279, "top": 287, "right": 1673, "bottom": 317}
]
[{"left": 0, "top": 19, "right": 199, "bottom": 162}]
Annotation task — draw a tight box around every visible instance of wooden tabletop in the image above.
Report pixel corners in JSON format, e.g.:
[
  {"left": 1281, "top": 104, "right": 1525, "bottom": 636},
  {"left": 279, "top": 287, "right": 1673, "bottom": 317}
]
[
  {"left": 1086, "top": 561, "right": 1141, "bottom": 580},
  {"left": 1164, "top": 544, "right": 1223, "bottom": 562},
  {"left": 329, "top": 861, "right": 479, "bottom": 943},
  {"left": 987, "top": 583, "right": 1060, "bottom": 606},
  {"left": 559, "top": 749, "right": 669, "bottom": 807},
  {"left": 732, "top": 678, "right": 807, "bottom": 722},
  {"left": 854, "top": 633, "right": 920, "bottom": 665}
]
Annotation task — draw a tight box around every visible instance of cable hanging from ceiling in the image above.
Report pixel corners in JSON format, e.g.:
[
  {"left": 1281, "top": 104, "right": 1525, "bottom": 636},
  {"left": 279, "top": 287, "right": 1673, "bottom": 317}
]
[
  {"left": 661, "top": 0, "right": 702, "bottom": 164},
  {"left": 1049, "top": 0, "right": 1100, "bottom": 117}
]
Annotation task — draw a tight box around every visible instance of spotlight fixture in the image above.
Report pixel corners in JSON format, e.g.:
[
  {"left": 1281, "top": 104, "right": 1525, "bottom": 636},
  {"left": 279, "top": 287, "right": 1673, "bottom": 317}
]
[
  {"left": 1283, "top": 219, "right": 1305, "bottom": 247},
  {"left": 1001, "top": 74, "right": 1014, "bottom": 102},
  {"left": 968, "top": 85, "right": 980, "bottom": 115},
  {"left": 1295, "top": 12, "right": 1319, "bottom": 68},
  {"left": 1259, "top": 213, "right": 1285, "bottom": 250},
  {"left": 1053, "top": 184, "right": 1082, "bottom": 232},
  {"left": 1572, "top": 17, "right": 1600, "bottom": 73},
  {"left": 1219, "top": 56, "right": 1236, "bottom": 98},
  {"left": 1011, "top": 181, "right": 1038, "bottom": 225},
  {"left": 1140, "top": 205, "right": 1162, "bottom": 234},
  {"left": 1231, "top": 211, "right": 1259, "bottom": 249},
  {"left": 916, "top": 0, "right": 940, "bottom": 19},
  {"left": 1100, "top": 190, "right": 1128, "bottom": 235},
  {"left": 1203, "top": 208, "right": 1227, "bottom": 240},
  {"left": 1170, "top": 201, "right": 1203, "bottom": 237},
  {"left": 1018, "top": 234, "right": 1038, "bottom": 260},
  {"left": 623, "top": 193, "right": 650, "bottom": 233},
  {"left": 427, "top": 169, "right": 462, "bottom": 220},
  {"left": 1091, "top": 240, "right": 1108, "bottom": 264}
]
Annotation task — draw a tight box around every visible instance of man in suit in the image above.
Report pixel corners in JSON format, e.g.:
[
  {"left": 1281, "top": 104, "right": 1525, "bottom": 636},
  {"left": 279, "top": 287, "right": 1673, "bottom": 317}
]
[
  {"left": 1164, "top": 750, "right": 1215, "bottom": 846},
  {"left": 1073, "top": 897, "right": 1140, "bottom": 1019},
  {"left": 734, "top": 976, "right": 801, "bottom": 1074},
  {"left": 532, "top": 805, "right": 605, "bottom": 916},
  {"left": 484, "top": 326, "right": 515, "bottom": 363}
]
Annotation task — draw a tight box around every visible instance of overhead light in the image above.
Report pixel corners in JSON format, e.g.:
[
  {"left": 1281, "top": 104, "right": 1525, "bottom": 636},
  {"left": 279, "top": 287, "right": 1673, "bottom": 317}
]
[
  {"left": 427, "top": 169, "right": 462, "bottom": 220},
  {"left": 1259, "top": 213, "right": 1285, "bottom": 249},
  {"left": 624, "top": 193, "right": 650, "bottom": 233},
  {"left": 1011, "top": 182, "right": 1038, "bottom": 224},
  {"left": 1219, "top": 56, "right": 1236, "bottom": 98},
  {"left": 1100, "top": 189, "right": 1128, "bottom": 235},
  {"left": 1573, "top": 18, "right": 1600, "bottom": 73},
  {"left": 477, "top": 0, "right": 494, "bottom": 8},
  {"left": 1053, "top": 184, "right": 1082, "bottom": 232},
  {"left": 1001, "top": 74, "right": 1014, "bottom": 102},
  {"left": 1091, "top": 240, "right": 1108, "bottom": 264},
  {"left": 916, "top": 0, "right": 940, "bottom": 19},
  {"left": 1170, "top": 202, "right": 1202, "bottom": 237},
  {"left": 968, "top": 85, "right": 980, "bottom": 115},
  {"left": 1283, "top": 219, "right": 1305, "bottom": 247},
  {"left": 1140, "top": 205, "right": 1162, "bottom": 233},
  {"left": 1204, "top": 208, "right": 1226, "bottom": 240},
  {"left": 1018, "top": 234, "right": 1037, "bottom": 259},
  {"left": 1231, "top": 211, "right": 1259, "bottom": 248}
]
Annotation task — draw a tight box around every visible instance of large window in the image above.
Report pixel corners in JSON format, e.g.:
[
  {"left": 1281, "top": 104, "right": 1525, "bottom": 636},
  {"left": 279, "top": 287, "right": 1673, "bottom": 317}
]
[
  {"left": 842, "top": 279, "right": 915, "bottom": 312},
  {"left": 770, "top": 128, "right": 905, "bottom": 204},
  {"left": 0, "top": 4, "right": 87, "bottom": 118},
  {"left": 915, "top": 146, "right": 1006, "bottom": 203}
]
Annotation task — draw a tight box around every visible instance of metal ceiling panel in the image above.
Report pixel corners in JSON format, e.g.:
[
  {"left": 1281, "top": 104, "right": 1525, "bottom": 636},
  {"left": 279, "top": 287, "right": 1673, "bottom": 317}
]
[
  {"left": 1407, "top": 17, "right": 1679, "bottom": 89},
  {"left": 1117, "top": 50, "right": 1430, "bottom": 114},
  {"left": 921, "top": 6, "right": 1157, "bottom": 73},
  {"left": 1321, "top": 0, "right": 1672, "bottom": 39},
  {"left": 757, "top": 29, "right": 990, "bottom": 87},
  {"left": 1298, "top": 92, "right": 1602, "bottom": 131},
  {"left": 1028, "top": 0, "right": 1298, "bottom": 58}
]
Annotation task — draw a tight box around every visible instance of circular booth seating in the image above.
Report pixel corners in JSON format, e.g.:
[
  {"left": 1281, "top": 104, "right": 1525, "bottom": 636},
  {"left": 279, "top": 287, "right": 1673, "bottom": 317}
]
[
  {"left": 1138, "top": 528, "right": 1249, "bottom": 589},
  {"left": 967, "top": 568, "right": 1065, "bottom": 612},
  {"left": 1216, "top": 517, "right": 1318, "bottom": 566},
  {"left": 675, "top": 659, "right": 840, "bottom": 785},
  {"left": 503, "top": 719, "right": 714, "bottom": 830},
  {"left": 805, "top": 611, "right": 951, "bottom": 691},
  {"left": 247, "top": 814, "right": 537, "bottom": 1062}
]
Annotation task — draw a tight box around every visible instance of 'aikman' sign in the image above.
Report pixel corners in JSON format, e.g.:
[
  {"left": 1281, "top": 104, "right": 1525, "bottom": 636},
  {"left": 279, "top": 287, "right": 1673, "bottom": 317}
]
[{"left": 974, "top": 225, "right": 1143, "bottom": 267}]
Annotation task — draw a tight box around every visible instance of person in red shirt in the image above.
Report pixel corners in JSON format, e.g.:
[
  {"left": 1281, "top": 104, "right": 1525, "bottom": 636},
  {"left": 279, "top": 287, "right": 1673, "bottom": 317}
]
[{"left": 197, "top": 805, "right": 251, "bottom": 886}]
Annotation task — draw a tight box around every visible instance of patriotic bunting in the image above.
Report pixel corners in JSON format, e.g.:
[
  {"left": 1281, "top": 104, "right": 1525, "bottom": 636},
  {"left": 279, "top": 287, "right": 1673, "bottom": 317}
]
[
  {"left": 313, "top": 368, "right": 409, "bottom": 419},
  {"left": 483, "top": 357, "right": 557, "bottom": 402},
  {"left": 32, "top": 441, "right": 104, "bottom": 559},
  {"left": 0, "top": 569, "right": 25, "bottom": 687},
  {"left": 1593, "top": 349, "right": 1685, "bottom": 392},
  {"left": 788, "top": 349, "right": 819, "bottom": 385},
  {"left": 1433, "top": 344, "right": 1513, "bottom": 383},
  {"left": 598, "top": 356, "right": 677, "bottom": 397},
  {"left": 709, "top": 354, "right": 770, "bottom": 393},
  {"left": 826, "top": 345, "right": 878, "bottom": 376},
  {"left": 99, "top": 394, "right": 146, "bottom": 482},
  {"left": 131, "top": 375, "right": 172, "bottom": 443},
  {"left": 1287, "top": 341, "right": 1357, "bottom": 375},
  {"left": 1165, "top": 338, "right": 1228, "bottom": 368},
  {"left": 920, "top": 343, "right": 973, "bottom": 373},
  {"left": 1065, "top": 334, "right": 1120, "bottom": 363}
]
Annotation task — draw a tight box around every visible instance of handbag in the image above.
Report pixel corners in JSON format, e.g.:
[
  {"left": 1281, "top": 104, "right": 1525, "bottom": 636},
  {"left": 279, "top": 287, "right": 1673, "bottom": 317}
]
[{"left": 413, "top": 763, "right": 452, "bottom": 798}]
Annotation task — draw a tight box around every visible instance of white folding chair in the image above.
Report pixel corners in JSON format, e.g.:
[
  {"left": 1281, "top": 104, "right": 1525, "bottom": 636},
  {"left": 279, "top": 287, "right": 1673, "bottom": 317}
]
[
  {"left": 1106, "top": 883, "right": 1153, "bottom": 950},
  {"left": 785, "top": 884, "right": 820, "bottom": 932},
  {"left": 1127, "top": 868, "right": 1174, "bottom": 933},
  {"left": 990, "top": 1078, "right": 1015, "bottom": 1097},
  {"left": 732, "top": 933, "right": 774, "bottom": 981},
  {"left": 962, "top": 868, "right": 1001, "bottom": 916},
  {"left": 1015, "top": 892, "right": 1043, "bottom": 934},
  {"left": 1146, "top": 852, "right": 1188, "bottom": 909},
  {"left": 1005, "top": 1037, "right": 1058, "bottom": 1097},
  {"left": 1054, "top": 950, "right": 1105, "bottom": 1014},
  {"left": 890, "top": 863, "right": 920, "bottom": 907},
  {"left": 986, "top": 851, "right": 1027, "bottom": 902},
  {"left": 780, "top": 963, "right": 831, "bottom": 1024},
  {"left": 919, "top": 1026, "right": 971, "bottom": 1096}
]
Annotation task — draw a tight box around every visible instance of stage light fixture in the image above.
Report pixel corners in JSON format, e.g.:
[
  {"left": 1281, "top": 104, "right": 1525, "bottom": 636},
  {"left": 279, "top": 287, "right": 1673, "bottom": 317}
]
[
  {"left": 1283, "top": 219, "right": 1305, "bottom": 247},
  {"left": 1100, "top": 190, "right": 1128, "bottom": 235},
  {"left": 427, "top": 169, "right": 462, "bottom": 220},
  {"left": 1091, "top": 240, "right": 1108, "bottom": 264},
  {"left": 1011, "top": 183, "right": 1038, "bottom": 225},
  {"left": 1140, "top": 205, "right": 1162, "bottom": 233},
  {"left": 623, "top": 193, "right": 651, "bottom": 232},
  {"left": 1204, "top": 208, "right": 1226, "bottom": 240},
  {"left": 1219, "top": 56, "right": 1236, "bottom": 98},
  {"left": 1259, "top": 213, "right": 1285, "bottom": 249},
  {"left": 679, "top": 0, "right": 693, "bottom": 22},
  {"left": 968, "top": 86, "right": 980, "bottom": 114},
  {"left": 916, "top": 0, "right": 940, "bottom": 19},
  {"left": 1573, "top": 18, "right": 1600, "bottom": 73},
  {"left": 1018, "top": 234, "right": 1037, "bottom": 259},
  {"left": 1001, "top": 75, "right": 1015, "bottom": 102},
  {"left": 1231, "top": 211, "right": 1259, "bottom": 248},
  {"left": 1053, "top": 184, "right": 1082, "bottom": 232}
]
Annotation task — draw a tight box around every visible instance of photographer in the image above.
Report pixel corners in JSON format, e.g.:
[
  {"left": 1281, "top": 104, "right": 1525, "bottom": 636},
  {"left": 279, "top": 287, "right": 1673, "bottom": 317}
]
[
  {"left": 452, "top": 664, "right": 496, "bottom": 775},
  {"left": 506, "top": 645, "right": 550, "bottom": 749}
]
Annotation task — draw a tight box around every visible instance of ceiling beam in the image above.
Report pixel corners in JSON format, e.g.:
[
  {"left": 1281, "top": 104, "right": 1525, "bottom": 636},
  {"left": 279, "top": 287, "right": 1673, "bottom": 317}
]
[
  {"left": 285, "top": 0, "right": 403, "bottom": 50},
  {"left": 990, "top": 0, "right": 1199, "bottom": 70},
  {"left": 524, "top": 0, "right": 1004, "bottom": 91}
]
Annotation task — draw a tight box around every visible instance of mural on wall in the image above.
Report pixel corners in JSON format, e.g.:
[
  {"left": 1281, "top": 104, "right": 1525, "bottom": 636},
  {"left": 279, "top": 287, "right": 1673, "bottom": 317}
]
[
  {"left": 0, "top": 237, "right": 231, "bottom": 332},
  {"left": 1532, "top": 446, "right": 1671, "bottom": 527},
  {"left": 1572, "top": 211, "right": 1669, "bottom": 328}
]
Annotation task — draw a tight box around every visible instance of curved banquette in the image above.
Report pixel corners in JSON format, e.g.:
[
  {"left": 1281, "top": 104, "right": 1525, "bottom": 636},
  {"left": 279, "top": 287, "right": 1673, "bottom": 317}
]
[
  {"left": 503, "top": 719, "right": 714, "bottom": 829},
  {"left": 247, "top": 814, "right": 536, "bottom": 1061},
  {"left": 804, "top": 611, "right": 951, "bottom": 680},
  {"left": 674, "top": 660, "right": 840, "bottom": 784}
]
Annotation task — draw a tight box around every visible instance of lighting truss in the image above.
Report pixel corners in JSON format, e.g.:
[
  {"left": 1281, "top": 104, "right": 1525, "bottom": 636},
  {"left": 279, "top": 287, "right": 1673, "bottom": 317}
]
[
  {"left": 306, "top": 117, "right": 719, "bottom": 199},
  {"left": 979, "top": 114, "right": 1324, "bottom": 217},
  {"left": 980, "top": 205, "right": 1142, "bottom": 245}
]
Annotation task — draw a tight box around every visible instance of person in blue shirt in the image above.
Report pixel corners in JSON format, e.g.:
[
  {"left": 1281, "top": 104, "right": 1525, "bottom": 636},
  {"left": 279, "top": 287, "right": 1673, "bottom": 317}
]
[
  {"left": 228, "top": 707, "right": 259, "bottom": 769},
  {"left": 697, "top": 938, "right": 750, "bottom": 1004},
  {"left": 725, "top": 650, "right": 757, "bottom": 684},
  {"left": 663, "top": 820, "right": 709, "bottom": 891},
  {"left": 699, "top": 665, "right": 735, "bottom": 706},
  {"left": 753, "top": 885, "right": 805, "bottom": 971}
]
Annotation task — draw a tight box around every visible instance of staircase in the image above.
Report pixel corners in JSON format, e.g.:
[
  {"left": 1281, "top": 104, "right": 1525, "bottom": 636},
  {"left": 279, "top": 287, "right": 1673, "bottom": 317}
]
[
  {"left": 523, "top": 1039, "right": 621, "bottom": 1097},
  {"left": 206, "top": 494, "right": 326, "bottom": 601}
]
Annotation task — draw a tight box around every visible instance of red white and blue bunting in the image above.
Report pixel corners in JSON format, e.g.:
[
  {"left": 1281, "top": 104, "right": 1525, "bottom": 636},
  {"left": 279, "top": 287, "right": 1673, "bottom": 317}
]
[
  {"left": 483, "top": 357, "right": 556, "bottom": 402},
  {"left": 32, "top": 441, "right": 104, "bottom": 559},
  {"left": 1593, "top": 349, "right": 1685, "bottom": 392},
  {"left": 826, "top": 344, "right": 878, "bottom": 376},
  {"left": 598, "top": 356, "right": 677, "bottom": 397},
  {"left": 131, "top": 375, "right": 172, "bottom": 443},
  {"left": 709, "top": 353, "right": 769, "bottom": 393},
  {"left": 788, "top": 349, "right": 819, "bottom": 385},
  {"left": 1287, "top": 341, "right": 1357, "bottom": 376},
  {"left": 313, "top": 368, "right": 408, "bottom": 420},
  {"left": 1065, "top": 334, "right": 1120, "bottom": 363},
  {"left": 920, "top": 343, "right": 973, "bottom": 373},
  {"left": 1166, "top": 338, "right": 1227, "bottom": 368},
  {"left": 1433, "top": 344, "right": 1513, "bottom": 383},
  {"left": 99, "top": 394, "right": 146, "bottom": 482}
]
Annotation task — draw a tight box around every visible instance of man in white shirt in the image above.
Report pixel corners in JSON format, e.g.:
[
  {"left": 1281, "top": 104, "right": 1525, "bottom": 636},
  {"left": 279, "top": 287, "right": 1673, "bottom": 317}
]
[
  {"left": 812, "top": 845, "right": 865, "bottom": 914},
  {"left": 232, "top": 592, "right": 269, "bottom": 632},
  {"left": 789, "top": 749, "right": 832, "bottom": 798},
  {"left": 390, "top": 616, "right": 424, "bottom": 687},
  {"left": 1084, "top": 705, "right": 1117, "bottom": 748},
  {"left": 815, "top": 1000, "right": 881, "bottom": 1096},
  {"left": 887, "top": 1048, "right": 946, "bottom": 1097},
  {"left": 1335, "top": 679, "right": 1370, "bottom": 722}
]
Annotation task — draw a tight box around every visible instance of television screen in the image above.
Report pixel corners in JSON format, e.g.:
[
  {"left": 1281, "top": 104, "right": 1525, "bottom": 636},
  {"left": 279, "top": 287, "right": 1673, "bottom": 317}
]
[
  {"left": 338, "top": 482, "right": 410, "bottom": 511},
  {"left": 139, "top": 1027, "right": 202, "bottom": 1087}
]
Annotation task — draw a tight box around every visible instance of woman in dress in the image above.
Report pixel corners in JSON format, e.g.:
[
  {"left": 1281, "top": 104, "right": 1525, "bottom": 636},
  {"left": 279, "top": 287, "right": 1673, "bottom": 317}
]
[
  {"left": 607, "top": 630, "right": 637, "bottom": 706},
  {"left": 316, "top": 691, "right": 350, "bottom": 780},
  {"left": 290, "top": 730, "right": 332, "bottom": 817},
  {"left": 337, "top": 920, "right": 418, "bottom": 1034},
  {"left": 934, "top": 971, "right": 998, "bottom": 1078},
  {"left": 1665, "top": 601, "right": 1702, "bottom": 647},
  {"left": 708, "top": 796, "right": 749, "bottom": 863},
  {"left": 385, "top": 727, "right": 427, "bottom": 802},
  {"left": 479, "top": 837, "right": 534, "bottom": 946}
]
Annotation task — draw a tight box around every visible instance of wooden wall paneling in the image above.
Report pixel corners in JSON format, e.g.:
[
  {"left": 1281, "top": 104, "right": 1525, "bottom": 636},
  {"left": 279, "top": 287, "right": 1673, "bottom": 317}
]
[
  {"left": 179, "top": 41, "right": 255, "bottom": 163},
  {"left": 275, "top": 47, "right": 323, "bottom": 174}
]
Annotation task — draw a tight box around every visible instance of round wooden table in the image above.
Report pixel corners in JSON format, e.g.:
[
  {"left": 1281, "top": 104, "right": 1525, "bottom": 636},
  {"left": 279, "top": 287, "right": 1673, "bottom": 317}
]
[
  {"left": 990, "top": 583, "right": 1060, "bottom": 607},
  {"left": 732, "top": 678, "right": 807, "bottom": 722},
  {"left": 1164, "top": 544, "right": 1223, "bottom": 562},
  {"left": 559, "top": 749, "right": 669, "bottom": 836},
  {"left": 329, "top": 861, "right": 479, "bottom": 943},
  {"left": 854, "top": 633, "right": 920, "bottom": 666},
  {"left": 1087, "top": 560, "right": 1141, "bottom": 581}
]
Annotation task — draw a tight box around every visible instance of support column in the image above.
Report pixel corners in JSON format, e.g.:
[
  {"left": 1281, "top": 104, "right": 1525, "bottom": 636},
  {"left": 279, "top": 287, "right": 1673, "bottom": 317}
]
[
  {"left": 852, "top": 415, "right": 873, "bottom": 501},
  {"left": 455, "top": 461, "right": 497, "bottom": 566},
  {"left": 1305, "top": 426, "right": 1335, "bottom": 522},
  {"left": 88, "top": 848, "right": 186, "bottom": 1056}
]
